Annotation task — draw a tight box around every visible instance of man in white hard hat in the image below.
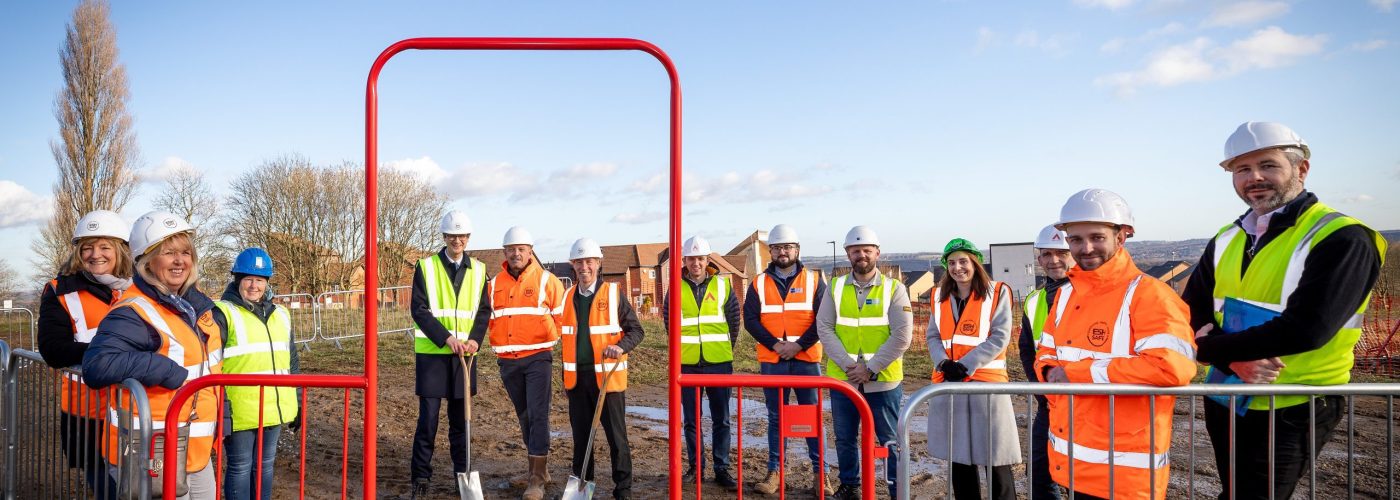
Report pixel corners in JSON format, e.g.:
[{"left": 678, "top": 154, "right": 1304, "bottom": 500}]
[
  {"left": 558, "top": 238, "right": 645, "bottom": 500},
  {"left": 816, "top": 225, "right": 912, "bottom": 500},
  {"left": 1034, "top": 189, "right": 1196, "bottom": 500},
  {"left": 406, "top": 210, "right": 491, "bottom": 499},
  {"left": 1183, "top": 122, "right": 1385, "bottom": 499},
  {"left": 479, "top": 226, "right": 565, "bottom": 500},
  {"left": 662, "top": 235, "right": 741, "bottom": 490},
  {"left": 744, "top": 224, "right": 833, "bottom": 496},
  {"left": 1017, "top": 225, "right": 1074, "bottom": 500}
]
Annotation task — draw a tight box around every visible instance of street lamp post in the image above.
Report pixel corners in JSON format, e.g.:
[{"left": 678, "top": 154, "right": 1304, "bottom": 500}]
[{"left": 828, "top": 240, "right": 837, "bottom": 276}]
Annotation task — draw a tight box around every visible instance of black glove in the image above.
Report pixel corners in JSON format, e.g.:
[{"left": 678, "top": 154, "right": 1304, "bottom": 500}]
[
  {"left": 939, "top": 360, "right": 970, "bottom": 382},
  {"left": 287, "top": 414, "right": 303, "bottom": 432}
]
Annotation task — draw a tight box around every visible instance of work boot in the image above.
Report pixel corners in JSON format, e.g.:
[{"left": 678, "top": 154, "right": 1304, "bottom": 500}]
[
  {"left": 682, "top": 466, "right": 697, "bottom": 483},
  {"left": 408, "top": 479, "right": 429, "bottom": 500},
  {"left": 522, "top": 455, "right": 548, "bottom": 500},
  {"left": 754, "top": 470, "right": 781, "bottom": 495},
  {"left": 812, "top": 470, "right": 834, "bottom": 497},
  {"left": 832, "top": 483, "right": 860, "bottom": 500},
  {"left": 715, "top": 468, "right": 739, "bottom": 492}
]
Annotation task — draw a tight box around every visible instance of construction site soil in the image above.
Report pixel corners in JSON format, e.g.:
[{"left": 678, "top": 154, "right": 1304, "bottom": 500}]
[{"left": 273, "top": 332, "right": 1398, "bottom": 500}]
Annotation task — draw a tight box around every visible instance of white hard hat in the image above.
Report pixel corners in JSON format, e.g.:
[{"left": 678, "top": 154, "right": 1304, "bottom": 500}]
[
  {"left": 1056, "top": 189, "right": 1135, "bottom": 233},
  {"left": 767, "top": 224, "right": 799, "bottom": 246},
  {"left": 129, "top": 210, "right": 194, "bottom": 258},
  {"left": 1034, "top": 224, "right": 1070, "bottom": 250},
  {"left": 72, "top": 210, "right": 129, "bottom": 244},
  {"left": 843, "top": 225, "right": 880, "bottom": 248},
  {"left": 682, "top": 236, "right": 712, "bottom": 257},
  {"left": 440, "top": 210, "right": 473, "bottom": 235},
  {"left": 1221, "top": 121, "right": 1309, "bottom": 169},
  {"left": 569, "top": 238, "right": 603, "bottom": 261},
  {"left": 503, "top": 226, "right": 534, "bottom": 247}
]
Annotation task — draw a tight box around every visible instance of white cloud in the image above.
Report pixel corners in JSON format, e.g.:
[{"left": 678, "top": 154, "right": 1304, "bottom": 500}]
[
  {"left": 141, "top": 156, "right": 198, "bottom": 184},
  {"left": 1095, "top": 27, "right": 1325, "bottom": 95},
  {"left": 629, "top": 166, "right": 837, "bottom": 205},
  {"left": 548, "top": 162, "right": 618, "bottom": 183},
  {"left": 1341, "top": 194, "right": 1374, "bottom": 204},
  {"left": 1014, "top": 30, "right": 1076, "bottom": 57},
  {"left": 1371, "top": 0, "right": 1397, "bottom": 12},
  {"left": 1202, "top": 1, "right": 1290, "bottom": 28},
  {"left": 0, "top": 180, "right": 53, "bottom": 228},
  {"left": 444, "top": 162, "right": 540, "bottom": 199},
  {"left": 627, "top": 173, "right": 666, "bottom": 194},
  {"left": 974, "top": 27, "right": 997, "bottom": 54},
  {"left": 1074, "top": 0, "right": 1136, "bottom": 10},
  {"left": 610, "top": 211, "right": 666, "bottom": 224},
  {"left": 386, "top": 156, "right": 450, "bottom": 185},
  {"left": 1347, "top": 39, "right": 1390, "bottom": 52},
  {"left": 1100, "top": 22, "right": 1185, "bottom": 54}
]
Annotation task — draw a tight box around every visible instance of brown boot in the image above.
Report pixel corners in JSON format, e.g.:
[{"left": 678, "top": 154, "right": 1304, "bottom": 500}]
[
  {"left": 522, "top": 455, "right": 548, "bottom": 500},
  {"left": 813, "top": 469, "right": 834, "bottom": 497},
  {"left": 754, "top": 470, "right": 781, "bottom": 495}
]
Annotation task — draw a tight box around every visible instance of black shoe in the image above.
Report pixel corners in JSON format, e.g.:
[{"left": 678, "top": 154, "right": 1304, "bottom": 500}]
[
  {"left": 833, "top": 483, "right": 861, "bottom": 500},
  {"left": 613, "top": 491, "right": 631, "bottom": 500},
  {"left": 714, "top": 469, "right": 739, "bottom": 491},
  {"left": 408, "top": 479, "right": 429, "bottom": 500},
  {"left": 682, "top": 466, "right": 697, "bottom": 483}
]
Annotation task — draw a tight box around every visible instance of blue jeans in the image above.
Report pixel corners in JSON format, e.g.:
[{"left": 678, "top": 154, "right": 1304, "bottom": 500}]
[
  {"left": 680, "top": 363, "right": 733, "bottom": 473},
  {"left": 223, "top": 425, "right": 282, "bottom": 500},
  {"left": 760, "top": 360, "right": 822, "bottom": 472},
  {"left": 830, "top": 386, "right": 901, "bottom": 488}
]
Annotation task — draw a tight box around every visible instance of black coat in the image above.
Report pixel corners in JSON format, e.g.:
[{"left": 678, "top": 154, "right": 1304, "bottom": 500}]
[{"left": 410, "top": 248, "right": 490, "bottom": 399}]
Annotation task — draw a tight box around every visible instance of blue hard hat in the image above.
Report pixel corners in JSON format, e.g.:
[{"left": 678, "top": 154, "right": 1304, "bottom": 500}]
[{"left": 231, "top": 247, "right": 274, "bottom": 278}]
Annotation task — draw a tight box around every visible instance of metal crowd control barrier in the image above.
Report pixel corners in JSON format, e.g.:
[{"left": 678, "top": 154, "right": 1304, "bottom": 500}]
[
  {"left": 896, "top": 382, "right": 1400, "bottom": 500},
  {"left": 0, "top": 306, "right": 35, "bottom": 352},
  {"left": 270, "top": 293, "right": 318, "bottom": 346},
  {"left": 313, "top": 286, "right": 413, "bottom": 346},
  {"left": 3, "top": 348, "right": 153, "bottom": 500}
]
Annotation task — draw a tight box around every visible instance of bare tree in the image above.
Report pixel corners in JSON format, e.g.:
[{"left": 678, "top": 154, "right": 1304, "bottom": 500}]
[
  {"left": 0, "top": 259, "right": 19, "bottom": 300},
  {"left": 31, "top": 0, "right": 140, "bottom": 278},
  {"left": 153, "top": 167, "right": 231, "bottom": 294},
  {"left": 377, "top": 168, "right": 448, "bottom": 286}
]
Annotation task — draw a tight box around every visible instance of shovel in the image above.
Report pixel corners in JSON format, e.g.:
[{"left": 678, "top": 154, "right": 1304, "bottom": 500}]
[
  {"left": 457, "top": 354, "right": 484, "bottom": 500},
  {"left": 562, "top": 361, "right": 622, "bottom": 500}
]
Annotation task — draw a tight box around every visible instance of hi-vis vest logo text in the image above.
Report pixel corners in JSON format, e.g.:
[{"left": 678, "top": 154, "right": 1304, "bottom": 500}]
[
  {"left": 1089, "top": 321, "right": 1109, "bottom": 347},
  {"left": 961, "top": 323, "right": 975, "bottom": 333},
  {"left": 705, "top": 293, "right": 716, "bottom": 301},
  {"left": 790, "top": 287, "right": 803, "bottom": 294},
  {"left": 524, "top": 288, "right": 536, "bottom": 297}
]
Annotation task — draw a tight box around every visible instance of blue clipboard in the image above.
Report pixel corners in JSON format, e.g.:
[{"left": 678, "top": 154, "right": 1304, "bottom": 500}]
[{"left": 1206, "top": 297, "right": 1282, "bottom": 416}]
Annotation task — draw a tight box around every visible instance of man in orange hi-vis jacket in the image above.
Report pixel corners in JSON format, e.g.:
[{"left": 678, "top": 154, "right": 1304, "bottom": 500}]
[{"left": 1034, "top": 189, "right": 1197, "bottom": 500}]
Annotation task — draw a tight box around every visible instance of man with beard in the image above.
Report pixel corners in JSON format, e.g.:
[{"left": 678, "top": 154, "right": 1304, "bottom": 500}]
[
  {"left": 1183, "top": 122, "right": 1385, "bottom": 499},
  {"left": 1018, "top": 224, "right": 1074, "bottom": 500},
  {"left": 817, "top": 226, "right": 912, "bottom": 500},
  {"left": 1035, "top": 189, "right": 1196, "bottom": 500},
  {"left": 744, "top": 224, "right": 833, "bottom": 496}
]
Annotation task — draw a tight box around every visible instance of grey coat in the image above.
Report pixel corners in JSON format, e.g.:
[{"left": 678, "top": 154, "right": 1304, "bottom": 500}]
[{"left": 924, "top": 283, "right": 1022, "bottom": 466}]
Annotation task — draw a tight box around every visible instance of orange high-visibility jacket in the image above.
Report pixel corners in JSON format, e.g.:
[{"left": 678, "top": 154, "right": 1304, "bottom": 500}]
[
  {"left": 488, "top": 259, "right": 565, "bottom": 360},
  {"left": 752, "top": 269, "right": 823, "bottom": 363},
  {"left": 1034, "top": 249, "right": 1196, "bottom": 500},
  {"left": 931, "top": 281, "right": 1011, "bottom": 383},
  {"left": 559, "top": 282, "right": 627, "bottom": 392},
  {"left": 51, "top": 279, "right": 120, "bottom": 418},
  {"left": 103, "top": 286, "right": 223, "bottom": 473}
]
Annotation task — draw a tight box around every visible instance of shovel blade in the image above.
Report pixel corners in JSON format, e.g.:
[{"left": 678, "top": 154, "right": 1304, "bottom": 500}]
[
  {"left": 560, "top": 475, "right": 595, "bottom": 500},
  {"left": 457, "top": 471, "right": 484, "bottom": 500}
]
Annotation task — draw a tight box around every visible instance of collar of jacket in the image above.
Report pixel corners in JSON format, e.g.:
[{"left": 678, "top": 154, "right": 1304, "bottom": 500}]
[
  {"left": 132, "top": 274, "right": 215, "bottom": 317},
  {"left": 1066, "top": 247, "right": 1143, "bottom": 293},
  {"left": 53, "top": 272, "right": 116, "bottom": 302},
  {"left": 220, "top": 279, "right": 274, "bottom": 321},
  {"left": 1231, "top": 190, "right": 1317, "bottom": 233},
  {"left": 499, "top": 257, "right": 541, "bottom": 282},
  {"left": 438, "top": 247, "right": 472, "bottom": 269}
]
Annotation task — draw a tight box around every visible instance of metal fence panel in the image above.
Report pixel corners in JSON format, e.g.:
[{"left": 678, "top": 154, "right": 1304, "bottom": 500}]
[
  {"left": 314, "top": 286, "right": 413, "bottom": 344},
  {"left": 270, "top": 293, "right": 318, "bottom": 345},
  {"left": 0, "top": 307, "right": 35, "bottom": 353}
]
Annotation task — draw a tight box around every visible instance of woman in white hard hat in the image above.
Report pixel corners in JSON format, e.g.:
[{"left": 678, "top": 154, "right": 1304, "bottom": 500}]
[
  {"left": 83, "top": 211, "right": 222, "bottom": 499},
  {"left": 925, "top": 238, "right": 1020, "bottom": 500},
  {"left": 211, "top": 247, "right": 299, "bottom": 500},
  {"left": 37, "top": 209, "right": 133, "bottom": 499}
]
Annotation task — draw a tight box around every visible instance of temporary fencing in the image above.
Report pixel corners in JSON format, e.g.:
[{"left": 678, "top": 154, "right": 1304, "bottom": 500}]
[
  {"left": 896, "top": 382, "right": 1400, "bottom": 500},
  {"left": 270, "top": 293, "right": 317, "bottom": 347},
  {"left": 0, "top": 306, "right": 35, "bottom": 352},
  {"left": 312, "top": 286, "right": 413, "bottom": 346}
]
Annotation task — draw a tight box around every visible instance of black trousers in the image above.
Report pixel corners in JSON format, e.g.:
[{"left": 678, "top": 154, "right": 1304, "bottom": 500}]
[
  {"left": 951, "top": 462, "right": 1015, "bottom": 500},
  {"left": 1204, "top": 395, "right": 1344, "bottom": 500},
  {"left": 411, "top": 397, "right": 466, "bottom": 480},
  {"left": 566, "top": 370, "right": 632, "bottom": 495},
  {"left": 1029, "top": 396, "right": 1062, "bottom": 499},
  {"left": 500, "top": 351, "right": 554, "bottom": 456},
  {"left": 62, "top": 413, "right": 117, "bottom": 499}
]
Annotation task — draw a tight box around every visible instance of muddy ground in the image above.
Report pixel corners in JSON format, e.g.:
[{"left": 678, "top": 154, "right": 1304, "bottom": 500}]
[{"left": 267, "top": 331, "right": 1399, "bottom": 500}]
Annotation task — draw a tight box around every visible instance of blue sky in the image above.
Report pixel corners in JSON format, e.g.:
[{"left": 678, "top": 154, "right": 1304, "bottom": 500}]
[{"left": 2, "top": 0, "right": 1397, "bottom": 273}]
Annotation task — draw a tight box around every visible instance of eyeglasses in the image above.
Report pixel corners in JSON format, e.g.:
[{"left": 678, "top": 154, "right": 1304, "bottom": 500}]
[{"left": 769, "top": 244, "right": 798, "bottom": 252}]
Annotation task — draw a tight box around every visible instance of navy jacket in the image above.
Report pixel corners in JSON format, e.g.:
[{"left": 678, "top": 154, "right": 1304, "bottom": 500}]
[{"left": 82, "top": 275, "right": 216, "bottom": 391}]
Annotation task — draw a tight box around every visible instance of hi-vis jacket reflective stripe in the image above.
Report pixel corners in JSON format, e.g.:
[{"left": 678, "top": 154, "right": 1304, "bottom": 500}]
[
  {"left": 52, "top": 280, "right": 118, "bottom": 418},
  {"left": 560, "top": 282, "right": 627, "bottom": 392},
  {"left": 827, "top": 273, "right": 903, "bottom": 383},
  {"left": 488, "top": 259, "right": 565, "bottom": 360},
  {"left": 1023, "top": 288, "right": 1050, "bottom": 343},
  {"left": 752, "top": 270, "right": 823, "bottom": 363},
  {"left": 415, "top": 255, "right": 486, "bottom": 355},
  {"left": 103, "top": 286, "right": 223, "bottom": 473},
  {"left": 680, "top": 276, "right": 733, "bottom": 364},
  {"left": 214, "top": 301, "right": 298, "bottom": 432},
  {"left": 1033, "top": 249, "right": 1196, "bottom": 500},
  {"left": 931, "top": 281, "right": 1010, "bottom": 383},
  {"left": 1210, "top": 201, "right": 1386, "bottom": 409}
]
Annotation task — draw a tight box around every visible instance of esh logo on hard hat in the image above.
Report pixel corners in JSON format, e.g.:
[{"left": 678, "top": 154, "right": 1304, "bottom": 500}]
[
  {"left": 163, "top": 218, "right": 177, "bottom": 229},
  {"left": 87, "top": 221, "right": 99, "bottom": 231},
  {"left": 1089, "top": 321, "right": 1110, "bottom": 347}
]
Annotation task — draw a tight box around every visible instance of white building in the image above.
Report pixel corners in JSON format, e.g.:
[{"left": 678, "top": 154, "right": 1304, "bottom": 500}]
[{"left": 987, "top": 242, "right": 1036, "bottom": 300}]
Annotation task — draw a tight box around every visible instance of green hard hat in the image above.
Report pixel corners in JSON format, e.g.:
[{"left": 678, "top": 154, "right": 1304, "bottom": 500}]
[{"left": 941, "top": 238, "right": 983, "bottom": 266}]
